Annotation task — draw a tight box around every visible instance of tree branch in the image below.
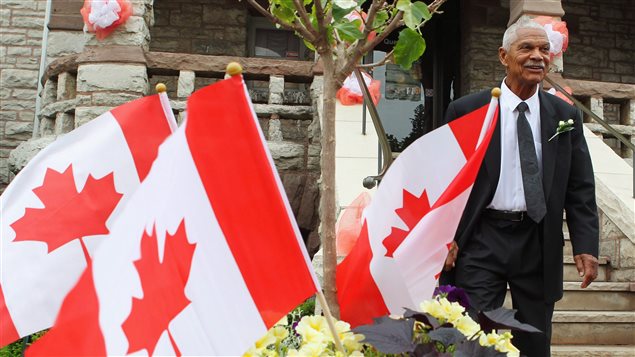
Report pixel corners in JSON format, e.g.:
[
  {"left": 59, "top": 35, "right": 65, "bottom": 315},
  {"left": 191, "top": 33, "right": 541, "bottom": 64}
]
[
  {"left": 356, "top": 50, "right": 394, "bottom": 69},
  {"left": 292, "top": 0, "right": 319, "bottom": 39},
  {"left": 244, "top": 0, "right": 316, "bottom": 42}
]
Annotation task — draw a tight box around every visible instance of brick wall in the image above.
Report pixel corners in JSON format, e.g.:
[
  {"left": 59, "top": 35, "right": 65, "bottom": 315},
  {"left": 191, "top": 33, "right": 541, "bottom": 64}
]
[
  {"left": 0, "top": 0, "right": 46, "bottom": 191},
  {"left": 562, "top": 0, "right": 635, "bottom": 83},
  {"left": 150, "top": 0, "right": 247, "bottom": 56}
]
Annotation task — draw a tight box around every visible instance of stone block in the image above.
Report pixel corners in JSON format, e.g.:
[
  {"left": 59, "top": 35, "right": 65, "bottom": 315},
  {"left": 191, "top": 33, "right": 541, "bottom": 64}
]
[
  {"left": 90, "top": 92, "right": 142, "bottom": 106},
  {"left": 268, "top": 118, "right": 283, "bottom": 142},
  {"left": 17, "top": 110, "right": 34, "bottom": 121},
  {"left": 8, "top": 135, "right": 57, "bottom": 173},
  {"left": 46, "top": 31, "right": 87, "bottom": 57},
  {"left": 2, "top": 0, "right": 38, "bottom": 10},
  {"left": 57, "top": 72, "right": 76, "bottom": 101},
  {"left": 5, "top": 120, "right": 33, "bottom": 138},
  {"left": 609, "top": 49, "right": 632, "bottom": 62},
  {"left": 11, "top": 16, "right": 43, "bottom": 28},
  {"left": 0, "top": 9, "right": 10, "bottom": 27},
  {"left": 307, "top": 143, "right": 321, "bottom": 170},
  {"left": 0, "top": 33, "right": 25, "bottom": 46},
  {"left": 0, "top": 88, "right": 9, "bottom": 99},
  {"left": 177, "top": 70, "right": 195, "bottom": 98},
  {"left": 39, "top": 117, "right": 55, "bottom": 136},
  {"left": 282, "top": 172, "right": 305, "bottom": 214},
  {"left": 77, "top": 64, "right": 148, "bottom": 94},
  {"left": 0, "top": 158, "right": 8, "bottom": 186},
  {"left": 2, "top": 100, "right": 33, "bottom": 111},
  {"left": 269, "top": 76, "right": 284, "bottom": 105},
  {"left": 281, "top": 119, "right": 310, "bottom": 141},
  {"left": 267, "top": 141, "right": 305, "bottom": 170},
  {"left": 16, "top": 57, "right": 39, "bottom": 70},
  {"left": 0, "top": 69, "right": 38, "bottom": 88},
  {"left": 54, "top": 112, "right": 74, "bottom": 134},
  {"left": 74, "top": 106, "right": 112, "bottom": 128},
  {"left": 7, "top": 46, "right": 32, "bottom": 56},
  {"left": 618, "top": 238, "right": 635, "bottom": 269},
  {"left": 297, "top": 175, "right": 319, "bottom": 229},
  {"left": 41, "top": 79, "right": 57, "bottom": 106},
  {"left": 0, "top": 111, "right": 18, "bottom": 121},
  {"left": 11, "top": 88, "right": 37, "bottom": 101}
]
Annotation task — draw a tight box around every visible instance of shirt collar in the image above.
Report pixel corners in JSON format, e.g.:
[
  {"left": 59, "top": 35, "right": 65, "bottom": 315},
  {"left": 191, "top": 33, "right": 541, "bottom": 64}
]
[{"left": 500, "top": 78, "right": 540, "bottom": 114}]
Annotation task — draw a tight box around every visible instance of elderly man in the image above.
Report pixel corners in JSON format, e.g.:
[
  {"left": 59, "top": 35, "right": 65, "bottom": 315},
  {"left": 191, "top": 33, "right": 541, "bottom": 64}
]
[{"left": 441, "top": 18, "right": 599, "bottom": 356}]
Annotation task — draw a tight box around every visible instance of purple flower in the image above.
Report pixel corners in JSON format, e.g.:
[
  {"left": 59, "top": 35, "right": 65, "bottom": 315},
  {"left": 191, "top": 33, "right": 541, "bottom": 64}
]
[{"left": 434, "top": 285, "right": 471, "bottom": 309}]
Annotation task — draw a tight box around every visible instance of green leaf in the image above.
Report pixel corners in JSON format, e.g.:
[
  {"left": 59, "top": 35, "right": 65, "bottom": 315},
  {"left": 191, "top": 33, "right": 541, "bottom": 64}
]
[
  {"left": 271, "top": 3, "right": 295, "bottom": 23},
  {"left": 397, "top": 0, "right": 430, "bottom": 29},
  {"left": 334, "top": 0, "right": 358, "bottom": 9},
  {"left": 334, "top": 19, "right": 364, "bottom": 43},
  {"left": 372, "top": 10, "right": 389, "bottom": 29},
  {"left": 332, "top": 4, "right": 352, "bottom": 21},
  {"left": 393, "top": 28, "right": 426, "bottom": 70},
  {"left": 303, "top": 38, "right": 316, "bottom": 52}
]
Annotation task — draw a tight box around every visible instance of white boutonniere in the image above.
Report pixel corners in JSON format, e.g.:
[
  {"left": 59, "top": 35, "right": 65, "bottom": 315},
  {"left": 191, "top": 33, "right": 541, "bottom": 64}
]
[{"left": 549, "top": 119, "right": 575, "bottom": 141}]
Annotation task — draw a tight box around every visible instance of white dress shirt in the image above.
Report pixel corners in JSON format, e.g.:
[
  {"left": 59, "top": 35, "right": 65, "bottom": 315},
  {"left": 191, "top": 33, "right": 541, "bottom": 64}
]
[{"left": 487, "top": 80, "right": 543, "bottom": 211}]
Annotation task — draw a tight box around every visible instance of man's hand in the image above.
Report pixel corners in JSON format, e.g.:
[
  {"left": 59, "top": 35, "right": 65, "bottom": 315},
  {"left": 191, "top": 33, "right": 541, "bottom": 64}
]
[
  {"left": 574, "top": 253, "right": 598, "bottom": 288},
  {"left": 444, "top": 241, "right": 458, "bottom": 271}
]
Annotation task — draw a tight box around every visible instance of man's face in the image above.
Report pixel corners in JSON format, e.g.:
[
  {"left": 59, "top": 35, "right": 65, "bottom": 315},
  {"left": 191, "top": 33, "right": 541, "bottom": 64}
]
[{"left": 499, "top": 28, "right": 551, "bottom": 89}]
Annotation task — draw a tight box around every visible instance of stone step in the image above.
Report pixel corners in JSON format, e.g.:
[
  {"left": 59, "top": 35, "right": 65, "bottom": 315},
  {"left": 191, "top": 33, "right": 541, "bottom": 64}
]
[
  {"left": 551, "top": 311, "right": 635, "bottom": 345},
  {"left": 563, "top": 255, "right": 611, "bottom": 282},
  {"left": 505, "top": 282, "right": 634, "bottom": 311},
  {"left": 551, "top": 345, "right": 635, "bottom": 356}
]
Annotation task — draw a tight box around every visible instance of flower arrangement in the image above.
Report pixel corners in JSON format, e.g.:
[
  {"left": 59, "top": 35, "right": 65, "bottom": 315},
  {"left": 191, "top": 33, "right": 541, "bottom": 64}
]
[
  {"left": 353, "top": 285, "right": 540, "bottom": 357},
  {"left": 243, "top": 310, "right": 365, "bottom": 356},
  {"left": 245, "top": 286, "right": 539, "bottom": 356},
  {"left": 549, "top": 119, "right": 575, "bottom": 141}
]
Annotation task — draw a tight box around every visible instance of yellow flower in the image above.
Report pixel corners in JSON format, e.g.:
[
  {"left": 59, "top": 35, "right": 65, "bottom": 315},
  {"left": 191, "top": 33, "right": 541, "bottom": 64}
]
[
  {"left": 420, "top": 299, "right": 444, "bottom": 320},
  {"left": 271, "top": 325, "right": 289, "bottom": 343},
  {"left": 297, "top": 315, "right": 328, "bottom": 336},
  {"left": 438, "top": 298, "right": 465, "bottom": 322},
  {"left": 296, "top": 342, "right": 327, "bottom": 356},
  {"left": 300, "top": 325, "right": 328, "bottom": 345},
  {"left": 479, "top": 331, "right": 500, "bottom": 347},
  {"left": 453, "top": 315, "right": 481, "bottom": 337},
  {"left": 341, "top": 331, "right": 365, "bottom": 352},
  {"left": 495, "top": 332, "right": 520, "bottom": 357}
]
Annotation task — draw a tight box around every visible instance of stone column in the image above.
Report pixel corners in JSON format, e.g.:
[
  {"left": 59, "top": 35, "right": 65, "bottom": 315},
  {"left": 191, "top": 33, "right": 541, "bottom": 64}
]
[
  {"left": 74, "top": 0, "right": 153, "bottom": 127},
  {"left": 508, "top": 0, "right": 566, "bottom": 73}
]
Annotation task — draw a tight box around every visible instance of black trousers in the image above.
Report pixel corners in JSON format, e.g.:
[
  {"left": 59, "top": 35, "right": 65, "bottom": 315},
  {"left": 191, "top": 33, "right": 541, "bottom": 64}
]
[{"left": 454, "top": 214, "right": 554, "bottom": 357}]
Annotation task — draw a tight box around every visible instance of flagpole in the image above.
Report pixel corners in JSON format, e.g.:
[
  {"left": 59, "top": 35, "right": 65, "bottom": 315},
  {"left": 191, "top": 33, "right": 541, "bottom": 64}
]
[{"left": 316, "top": 290, "right": 346, "bottom": 354}]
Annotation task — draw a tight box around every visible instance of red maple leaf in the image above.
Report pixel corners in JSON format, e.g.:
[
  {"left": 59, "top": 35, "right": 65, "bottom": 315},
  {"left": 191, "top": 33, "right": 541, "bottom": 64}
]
[
  {"left": 11, "top": 165, "right": 123, "bottom": 261},
  {"left": 382, "top": 189, "right": 432, "bottom": 257},
  {"left": 122, "top": 220, "right": 196, "bottom": 356}
]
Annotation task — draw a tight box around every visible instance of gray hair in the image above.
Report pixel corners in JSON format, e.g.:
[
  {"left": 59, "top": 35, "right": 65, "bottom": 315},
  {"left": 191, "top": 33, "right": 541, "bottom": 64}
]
[{"left": 502, "top": 17, "right": 547, "bottom": 51}]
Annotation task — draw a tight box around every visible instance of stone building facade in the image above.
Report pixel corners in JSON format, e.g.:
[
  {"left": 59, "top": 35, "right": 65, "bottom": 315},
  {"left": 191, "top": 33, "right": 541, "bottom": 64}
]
[{"left": 1, "top": 0, "right": 633, "bottom": 257}]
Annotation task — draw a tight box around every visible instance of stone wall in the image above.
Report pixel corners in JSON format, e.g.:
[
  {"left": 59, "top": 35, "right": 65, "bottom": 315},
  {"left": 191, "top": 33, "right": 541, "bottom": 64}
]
[
  {"left": 562, "top": 0, "right": 635, "bottom": 84},
  {"left": 150, "top": 0, "right": 247, "bottom": 56},
  {"left": 459, "top": 0, "right": 509, "bottom": 95},
  {"left": 0, "top": 0, "right": 46, "bottom": 191}
]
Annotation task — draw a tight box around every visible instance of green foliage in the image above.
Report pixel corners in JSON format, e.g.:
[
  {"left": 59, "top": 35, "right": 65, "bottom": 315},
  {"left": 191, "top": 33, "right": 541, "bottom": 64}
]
[
  {"left": 393, "top": 28, "right": 426, "bottom": 70},
  {"left": 0, "top": 331, "right": 47, "bottom": 357},
  {"left": 334, "top": 19, "right": 365, "bottom": 42},
  {"left": 397, "top": 0, "right": 431, "bottom": 30}
]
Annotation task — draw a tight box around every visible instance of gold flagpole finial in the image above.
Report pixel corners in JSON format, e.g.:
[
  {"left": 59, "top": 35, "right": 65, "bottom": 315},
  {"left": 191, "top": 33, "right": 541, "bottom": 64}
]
[
  {"left": 226, "top": 62, "right": 243, "bottom": 77},
  {"left": 491, "top": 87, "right": 501, "bottom": 98},
  {"left": 155, "top": 83, "right": 167, "bottom": 93}
]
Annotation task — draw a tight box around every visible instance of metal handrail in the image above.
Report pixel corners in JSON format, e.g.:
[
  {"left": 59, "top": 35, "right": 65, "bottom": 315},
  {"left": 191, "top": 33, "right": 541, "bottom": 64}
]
[
  {"left": 544, "top": 75, "right": 634, "bottom": 198},
  {"left": 353, "top": 68, "right": 394, "bottom": 189}
]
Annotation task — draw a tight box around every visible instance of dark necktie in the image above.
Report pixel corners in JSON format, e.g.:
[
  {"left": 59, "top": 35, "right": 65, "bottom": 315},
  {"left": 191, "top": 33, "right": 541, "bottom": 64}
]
[{"left": 517, "top": 102, "right": 546, "bottom": 223}]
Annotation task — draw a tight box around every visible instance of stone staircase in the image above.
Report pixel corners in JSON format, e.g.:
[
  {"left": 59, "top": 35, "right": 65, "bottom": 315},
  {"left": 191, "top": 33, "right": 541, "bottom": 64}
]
[{"left": 505, "top": 233, "right": 635, "bottom": 356}]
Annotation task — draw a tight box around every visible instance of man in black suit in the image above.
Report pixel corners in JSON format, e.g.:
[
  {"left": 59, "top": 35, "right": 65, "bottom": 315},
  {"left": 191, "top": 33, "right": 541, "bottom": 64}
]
[{"left": 441, "top": 18, "right": 599, "bottom": 357}]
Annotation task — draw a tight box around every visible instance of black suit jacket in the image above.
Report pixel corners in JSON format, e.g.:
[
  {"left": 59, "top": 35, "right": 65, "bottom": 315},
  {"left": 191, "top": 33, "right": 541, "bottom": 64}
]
[{"left": 442, "top": 88, "right": 599, "bottom": 303}]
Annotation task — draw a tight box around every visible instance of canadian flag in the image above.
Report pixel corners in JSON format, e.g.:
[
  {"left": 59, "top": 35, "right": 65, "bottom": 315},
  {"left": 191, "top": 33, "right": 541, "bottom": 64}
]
[
  {"left": 337, "top": 93, "right": 499, "bottom": 327},
  {"left": 0, "top": 94, "right": 177, "bottom": 346},
  {"left": 27, "top": 75, "right": 319, "bottom": 356}
]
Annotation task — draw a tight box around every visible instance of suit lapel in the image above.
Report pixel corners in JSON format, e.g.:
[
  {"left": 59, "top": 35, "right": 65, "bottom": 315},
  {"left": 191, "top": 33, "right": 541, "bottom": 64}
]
[{"left": 539, "top": 91, "right": 558, "bottom": 201}]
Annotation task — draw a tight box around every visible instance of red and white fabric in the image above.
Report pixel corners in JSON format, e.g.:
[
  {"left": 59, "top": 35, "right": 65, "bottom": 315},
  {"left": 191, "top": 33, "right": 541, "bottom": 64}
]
[
  {"left": 81, "top": 0, "right": 132, "bottom": 40},
  {"left": 27, "top": 75, "right": 319, "bottom": 356},
  {"left": 0, "top": 93, "right": 177, "bottom": 347},
  {"left": 336, "top": 71, "right": 381, "bottom": 106},
  {"left": 337, "top": 95, "right": 499, "bottom": 327}
]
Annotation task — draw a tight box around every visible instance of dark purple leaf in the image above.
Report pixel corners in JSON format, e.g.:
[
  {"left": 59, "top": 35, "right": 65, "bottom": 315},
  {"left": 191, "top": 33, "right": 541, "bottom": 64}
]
[
  {"left": 404, "top": 307, "right": 441, "bottom": 329},
  {"left": 478, "top": 307, "right": 542, "bottom": 333},
  {"left": 353, "top": 316, "right": 416, "bottom": 354},
  {"left": 454, "top": 339, "right": 507, "bottom": 357},
  {"left": 427, "top": 327, "right": 466, "bottom": 347},
  {"left": 412, "top": 343, "right": 437, "bottom": 357}
]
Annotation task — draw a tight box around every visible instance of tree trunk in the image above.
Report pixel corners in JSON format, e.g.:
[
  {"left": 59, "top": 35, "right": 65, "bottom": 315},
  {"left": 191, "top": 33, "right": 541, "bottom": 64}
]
[{"left": 319, "top": 55, "right": 340, "bottom": 318}]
